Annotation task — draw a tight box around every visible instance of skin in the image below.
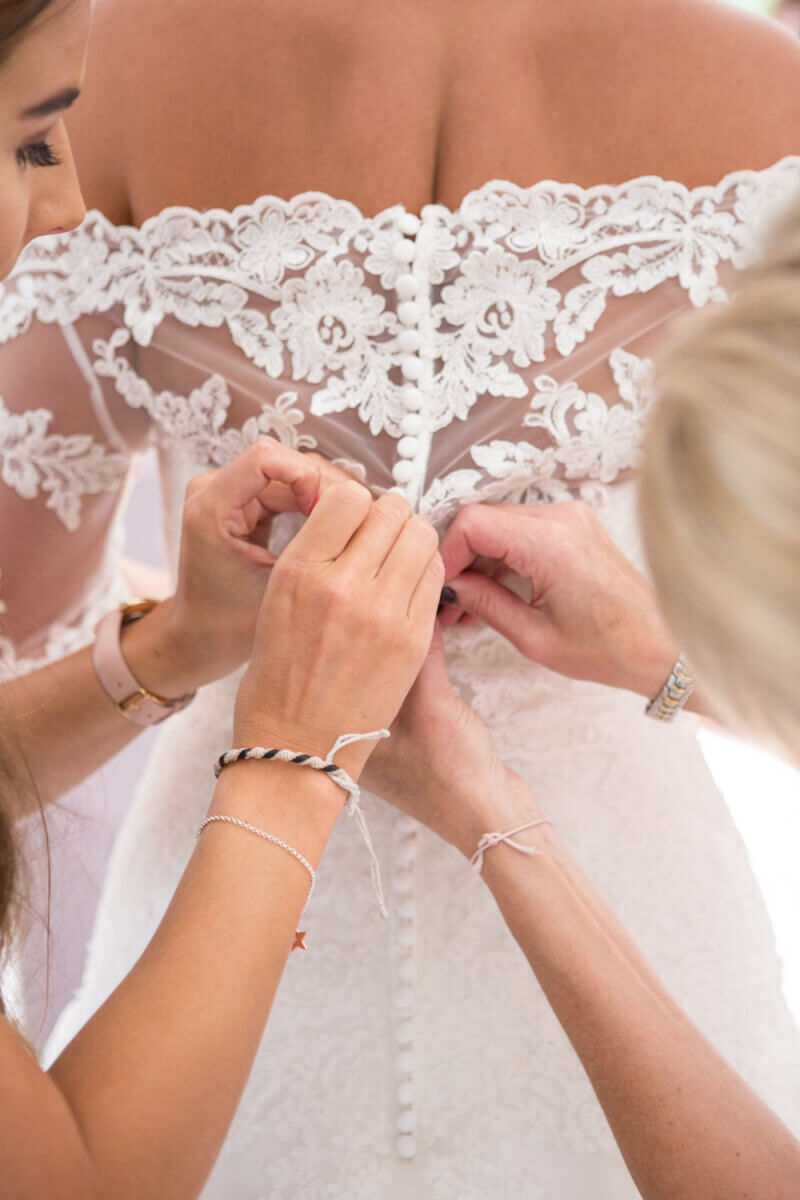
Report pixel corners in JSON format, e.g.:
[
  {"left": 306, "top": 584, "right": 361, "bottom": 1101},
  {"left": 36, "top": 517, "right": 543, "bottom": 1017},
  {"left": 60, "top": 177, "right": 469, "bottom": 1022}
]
[{"left": 64, "top": 0, "right": 800, "bottom": 224}]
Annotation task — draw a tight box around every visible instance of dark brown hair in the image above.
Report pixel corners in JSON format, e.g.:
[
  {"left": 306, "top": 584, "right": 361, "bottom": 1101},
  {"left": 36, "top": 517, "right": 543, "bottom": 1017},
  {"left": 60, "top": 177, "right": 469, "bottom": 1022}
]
[
  {"left": 0, "top": 1, "right": 60, "bottom": 65},
  {"left": 0, "top": 0, "right": 60, "bottom": 1015}
]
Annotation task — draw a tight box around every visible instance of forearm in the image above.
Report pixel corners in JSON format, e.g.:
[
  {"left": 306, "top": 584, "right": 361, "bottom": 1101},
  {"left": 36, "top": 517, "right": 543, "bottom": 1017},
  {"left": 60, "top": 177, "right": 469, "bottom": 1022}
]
[
  {"left": 6, "top": 600, "right": 201, "bottom": 812},
  {"left": 45, "top": 764, "right": 340, "bottom": 1200},
  {"left": 483, "top": 821, "right": 800, "bottom": 1200}
]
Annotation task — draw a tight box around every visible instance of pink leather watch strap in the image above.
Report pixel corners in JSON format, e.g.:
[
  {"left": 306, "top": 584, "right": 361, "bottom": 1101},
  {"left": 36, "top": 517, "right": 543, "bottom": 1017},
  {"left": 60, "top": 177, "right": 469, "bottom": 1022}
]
[{"left": 93, "top": 603, "right": 195, "bottom": 727}]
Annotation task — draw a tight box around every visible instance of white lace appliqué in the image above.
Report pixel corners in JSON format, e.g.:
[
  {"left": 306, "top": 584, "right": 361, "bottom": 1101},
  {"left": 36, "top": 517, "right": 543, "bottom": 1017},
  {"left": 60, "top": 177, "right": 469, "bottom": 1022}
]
[{"left": 0, "top": 394, "right": 128, "bottom": 531}]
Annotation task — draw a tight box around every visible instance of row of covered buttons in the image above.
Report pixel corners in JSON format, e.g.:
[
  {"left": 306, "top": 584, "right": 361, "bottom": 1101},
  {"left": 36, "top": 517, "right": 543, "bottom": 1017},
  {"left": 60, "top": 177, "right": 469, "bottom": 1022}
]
[
  {"left": 392, "top": 212, "right": 427, "bottom": 488},
  {"left": 392, "top": 814, "right": 419, "bottom": 1158}
]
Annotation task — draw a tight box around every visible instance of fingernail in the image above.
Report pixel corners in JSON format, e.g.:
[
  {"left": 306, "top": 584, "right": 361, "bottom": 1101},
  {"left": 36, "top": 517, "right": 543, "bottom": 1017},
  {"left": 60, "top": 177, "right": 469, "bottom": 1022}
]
[
  {"left": 311, "top": 492, "right": 321, "bottom": 511},
  {"left": 440, "top": 586, "right": 458, "bottom": 606}
]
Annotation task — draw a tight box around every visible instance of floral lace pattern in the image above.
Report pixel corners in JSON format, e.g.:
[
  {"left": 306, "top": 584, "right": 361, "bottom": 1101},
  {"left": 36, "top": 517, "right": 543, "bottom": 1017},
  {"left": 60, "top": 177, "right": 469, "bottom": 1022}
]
[
  {"left": 0, "top": 394, "right": 127, "bottom": 532},
  {"left": 3, "top": 157, "right": 799, "bottom": 519}
]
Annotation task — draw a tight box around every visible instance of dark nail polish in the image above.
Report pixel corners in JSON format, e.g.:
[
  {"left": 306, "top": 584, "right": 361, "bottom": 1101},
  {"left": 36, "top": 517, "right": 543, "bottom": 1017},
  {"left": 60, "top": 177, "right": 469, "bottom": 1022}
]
[{"left": 440, "top": 586, "right": 458, "bottom": 606}]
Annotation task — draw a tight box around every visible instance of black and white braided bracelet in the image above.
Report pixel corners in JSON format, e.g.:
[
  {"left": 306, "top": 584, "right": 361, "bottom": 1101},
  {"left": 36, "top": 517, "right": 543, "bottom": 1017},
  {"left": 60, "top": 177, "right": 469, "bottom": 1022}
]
[{"left": 212, "top": 730, "right": 391, "bottom": 919}]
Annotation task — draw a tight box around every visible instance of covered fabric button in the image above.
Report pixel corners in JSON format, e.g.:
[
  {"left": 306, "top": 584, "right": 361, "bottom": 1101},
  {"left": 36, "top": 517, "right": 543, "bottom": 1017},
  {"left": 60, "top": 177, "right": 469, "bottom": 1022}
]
[
  {"left": 396, "top": 1109, "right": 417, "bottom": 1135},
  {"left": 394, "top": 1019, "right": 413, "bottom": 1046},
  {"left": 398, "top": 957, "right": 416, "bottom": 985},
  {"left": 392, "top": 869, "right": 413, "bottom": 896},
  {"left": 392, "top": 460, "right": 416, "bottom": 486},
  {"left": 392, "top": 239, "right": 416, "bottom": 264},
  {"left": 397, "top": 923, "right": 416, "bottom": 949},
  {"left": 398, "top": 300, "right": 421, "bottom": 326},
  {"left": 393, "top": 986, "right": 414, "bottom": 1011},
  {"left": 396, "top": 273, "right": 418, "bottom": 300},
  {"left": 396, "top": 1080, "right": 415, "bottom": 1106},
  {"left": 397, "top": 436, "right": 419, "bottom": 459},
  {"left": 402, "top": 386, "right": 423, "bottom": 411},
  {"left": 394, "top": 838, "right": 417, "bottom": 866},
  {"left": 400, "top": 413, "right": 423, "bottom": 437},
  {"left": 401, "top": 356, "right": 423, "bottom": 382},
  {"left": 398, "top": 212, "right": 422, "bottom": 236},
  {"left": 399, "top": 329, "right": 422, "bottom": 354},
  {"left": 396, "top": 1049, "right": 414, "bottom": 1075},
  {"left": 395, "top": 896, "right": 415, "bottom": 920},
  {"left": 395, "top": 1134, "right": 417, "bottom": 1160}
]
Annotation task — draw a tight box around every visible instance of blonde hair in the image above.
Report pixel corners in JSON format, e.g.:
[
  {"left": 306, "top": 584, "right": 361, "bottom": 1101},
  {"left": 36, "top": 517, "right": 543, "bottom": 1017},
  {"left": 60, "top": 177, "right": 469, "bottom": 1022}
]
[{"left": 640, "top": 194, "right": 800, "bottom": 757}]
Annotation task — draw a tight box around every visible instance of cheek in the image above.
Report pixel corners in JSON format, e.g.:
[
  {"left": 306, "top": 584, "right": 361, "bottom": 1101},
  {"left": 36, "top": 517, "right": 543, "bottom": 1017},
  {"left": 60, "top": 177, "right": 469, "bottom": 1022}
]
[{"left": 0, "top": 165, "right": 30, "bottom": 280}]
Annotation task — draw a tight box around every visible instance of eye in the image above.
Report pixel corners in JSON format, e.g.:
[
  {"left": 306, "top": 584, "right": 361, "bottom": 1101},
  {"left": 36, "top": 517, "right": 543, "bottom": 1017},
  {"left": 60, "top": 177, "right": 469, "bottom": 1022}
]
[{"left": 16, "top": 141, "right": 61, "bottom": 170}]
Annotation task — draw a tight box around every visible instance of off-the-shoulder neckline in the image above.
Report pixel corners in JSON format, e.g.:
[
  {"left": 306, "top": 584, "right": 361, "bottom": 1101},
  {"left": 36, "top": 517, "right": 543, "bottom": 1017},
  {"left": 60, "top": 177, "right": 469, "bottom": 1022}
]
[{"left": 82, "top": 155, "right": 800, "bottom": 238}]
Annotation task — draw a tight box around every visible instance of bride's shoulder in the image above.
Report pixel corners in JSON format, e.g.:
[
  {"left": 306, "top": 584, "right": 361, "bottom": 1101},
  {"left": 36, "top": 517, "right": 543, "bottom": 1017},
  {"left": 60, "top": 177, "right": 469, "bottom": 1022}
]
[{"left": 550, "top": 0, "right": 800, "bottom": 184}]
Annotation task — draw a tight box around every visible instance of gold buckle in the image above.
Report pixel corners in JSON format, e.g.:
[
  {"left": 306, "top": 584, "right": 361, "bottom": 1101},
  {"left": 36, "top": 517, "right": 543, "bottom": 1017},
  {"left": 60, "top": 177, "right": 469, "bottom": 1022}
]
[
  {"left": 119, "top": 686, "right": 173, "bottom": 715},
  {"left": 120, "top": 598, "right": 160, "bottom": 627}
]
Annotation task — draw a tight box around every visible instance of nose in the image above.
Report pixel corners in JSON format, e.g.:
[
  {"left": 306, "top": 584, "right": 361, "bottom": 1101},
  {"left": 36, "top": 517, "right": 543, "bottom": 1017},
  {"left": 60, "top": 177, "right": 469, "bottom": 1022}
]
[
  {"left": 47, "top": 182, "right": 86, "bottom": 236},
  {"left": 25, "top": 123, "right": 87, "bottom": 243}
]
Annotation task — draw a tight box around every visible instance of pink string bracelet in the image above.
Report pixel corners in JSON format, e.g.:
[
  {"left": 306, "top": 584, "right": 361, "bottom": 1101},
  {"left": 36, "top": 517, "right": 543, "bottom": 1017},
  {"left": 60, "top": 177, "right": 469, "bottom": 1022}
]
[{"left": 470, "top": 819, "right": 553, "bottom": 874}]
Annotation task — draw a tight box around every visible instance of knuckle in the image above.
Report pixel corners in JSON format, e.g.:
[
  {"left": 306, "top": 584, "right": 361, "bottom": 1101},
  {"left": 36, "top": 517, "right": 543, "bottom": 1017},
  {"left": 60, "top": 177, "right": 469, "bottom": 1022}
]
[
  {"left": 404, "top": 514, "right": 438, "bottom": 555},
  {"left": 320, "top": 572, "right": 356, "bottom": 611},
  {"left": 184, "top": 471, "right": 213, "bottom": 500},
  {"left": 332, "top": 479, "right": 372, "bottom": 508},
  {"left": 251, "top": 435, "right": 280, "bottom": 458},
  {"left": 271, "top": 555, "right": 311, "bottom": 593},
  {"left": 563, "top": 499, "right": 595, "bottom": 527},
  {"left": 374, "top": 491, "right": 412, "bottom": 524}
]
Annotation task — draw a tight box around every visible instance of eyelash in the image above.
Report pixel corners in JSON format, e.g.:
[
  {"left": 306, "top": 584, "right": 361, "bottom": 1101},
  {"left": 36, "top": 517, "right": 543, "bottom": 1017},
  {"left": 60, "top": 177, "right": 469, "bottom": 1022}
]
[{"left": 16, "top": 140, "right": 61, "bottom": 170}]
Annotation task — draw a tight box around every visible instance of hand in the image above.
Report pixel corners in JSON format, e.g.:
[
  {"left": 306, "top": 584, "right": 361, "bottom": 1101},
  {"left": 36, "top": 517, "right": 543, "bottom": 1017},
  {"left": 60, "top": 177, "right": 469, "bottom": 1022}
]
[
  {"left": 124, "top": 441, "right": 350, "bottom": 697},
  {"left": 362, "top": 625, "right": 544, "bottom": 858},
  {"left": 234, "top": 485, "right": 444, "bottom": 780},
  {"left": 439, "top": 500, "right": 678, "bottom": 699}
]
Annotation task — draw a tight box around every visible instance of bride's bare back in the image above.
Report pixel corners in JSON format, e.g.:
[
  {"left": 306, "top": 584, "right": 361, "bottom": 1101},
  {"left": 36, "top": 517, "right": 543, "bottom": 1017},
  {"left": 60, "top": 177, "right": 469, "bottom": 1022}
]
[{"left": 73, "top": 0, "right": 800, "bottom": 224}]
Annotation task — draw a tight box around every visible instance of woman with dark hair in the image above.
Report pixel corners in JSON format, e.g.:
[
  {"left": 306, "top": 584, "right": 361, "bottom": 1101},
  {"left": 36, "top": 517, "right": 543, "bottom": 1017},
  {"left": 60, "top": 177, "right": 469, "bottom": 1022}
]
[
  {"left": 0, "top": 4, "right": 444, "bottom": 1195},
  {"left": 10, "top": 2, "right": 797, "bottom": 1195}
]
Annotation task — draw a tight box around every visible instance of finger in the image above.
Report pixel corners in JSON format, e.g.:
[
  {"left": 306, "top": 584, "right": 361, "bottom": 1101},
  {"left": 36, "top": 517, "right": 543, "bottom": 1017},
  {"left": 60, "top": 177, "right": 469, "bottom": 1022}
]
[
  {"left": 439, "top": 504, "right": 544, "bottom": 583},
  {"left": 254, "top": 452, "right": 352, "bottom": 517},
  {"left": 204, "top": 439, "right": 321, "bottom": 539},
  {"left": 379, "top": 514, "right": 440, "bottom": 599},
  {"left": 408, "top": 619, "right": 451, "bottom": 700},
  {"left": 409, "top": 549, "right": 446, "bottom": 631},
  {"left": 280, "top": 480, "right": 373, "bottom": 563},
  {"left": 448, "top": 570, "right": 545, "bottom": 657},
  {"left": 338, "top": 491, "right": 413, "bottom": 576}
]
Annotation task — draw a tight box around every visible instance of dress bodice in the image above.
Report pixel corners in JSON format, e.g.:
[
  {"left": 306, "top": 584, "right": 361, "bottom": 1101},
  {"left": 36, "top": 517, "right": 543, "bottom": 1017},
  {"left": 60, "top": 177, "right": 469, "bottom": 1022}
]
[{"left": 1, "top": 158, "right": 799, "bottom": 669}]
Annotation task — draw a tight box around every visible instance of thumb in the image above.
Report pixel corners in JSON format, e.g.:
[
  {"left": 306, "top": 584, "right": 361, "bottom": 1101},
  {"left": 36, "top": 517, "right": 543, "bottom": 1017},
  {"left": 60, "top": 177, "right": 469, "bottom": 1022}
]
[{"left": 451, "top": 570, "right": 542, "bottom": 658}]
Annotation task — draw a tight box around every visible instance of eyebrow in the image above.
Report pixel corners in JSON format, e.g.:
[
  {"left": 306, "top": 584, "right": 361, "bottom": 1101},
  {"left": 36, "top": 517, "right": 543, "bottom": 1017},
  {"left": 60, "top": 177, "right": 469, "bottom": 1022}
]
[{"left": 19, "top": 86, "right": 80, "bottom": 121}]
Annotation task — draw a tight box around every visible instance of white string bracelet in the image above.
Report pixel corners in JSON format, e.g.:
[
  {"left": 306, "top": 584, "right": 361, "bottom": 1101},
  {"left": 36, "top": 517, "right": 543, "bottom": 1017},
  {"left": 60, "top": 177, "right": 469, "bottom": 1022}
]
[
  {"left": 196, "top": 815, "right": 314, "bottom": 952},
  {"left": 214, "top": 730, "right": 391, "bottom": 919},
  {"left": 470, "top": 818, "right": 553, "bottom": 875}
]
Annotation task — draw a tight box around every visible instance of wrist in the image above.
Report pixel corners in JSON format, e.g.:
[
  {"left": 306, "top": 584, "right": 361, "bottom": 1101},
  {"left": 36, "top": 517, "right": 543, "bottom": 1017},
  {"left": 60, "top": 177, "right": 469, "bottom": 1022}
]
[
  {"left": 453, "top": 770, "right": 547, "bottom": 861},
  {"left": 209, "top": 760, "right": 343, "bottom": 864},
  {"left": 121, "top": 598, "right": 207, "bottom": 699},
  {"left": 611, "top": 635, "right": 679, "bottom": 700}
]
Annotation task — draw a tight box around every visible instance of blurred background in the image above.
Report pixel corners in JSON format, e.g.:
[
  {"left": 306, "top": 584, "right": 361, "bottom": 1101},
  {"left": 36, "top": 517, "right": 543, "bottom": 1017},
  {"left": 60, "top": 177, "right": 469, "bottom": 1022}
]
[{"left": 16, "top": 0, "right": 800, "bottom": 1050}]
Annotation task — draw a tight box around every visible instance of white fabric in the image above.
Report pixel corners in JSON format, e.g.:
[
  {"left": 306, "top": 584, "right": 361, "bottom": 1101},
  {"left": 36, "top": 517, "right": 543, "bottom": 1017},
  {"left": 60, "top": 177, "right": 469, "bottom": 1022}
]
[{"left": 0, "top": 161, "right": 799, "bottom": 1196}]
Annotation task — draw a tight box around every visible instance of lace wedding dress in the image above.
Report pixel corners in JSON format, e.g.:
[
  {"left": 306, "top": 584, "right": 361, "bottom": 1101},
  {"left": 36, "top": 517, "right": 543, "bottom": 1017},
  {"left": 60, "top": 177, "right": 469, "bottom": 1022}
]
[{"left": 2, "top": 160, "right": 800, "bottom": 1198}]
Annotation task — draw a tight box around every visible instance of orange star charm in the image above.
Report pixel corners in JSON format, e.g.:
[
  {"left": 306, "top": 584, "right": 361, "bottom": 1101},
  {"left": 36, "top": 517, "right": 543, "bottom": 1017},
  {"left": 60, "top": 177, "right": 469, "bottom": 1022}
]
[{"left": 292, "top": 929, "right": 308, "bottom": 952}]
